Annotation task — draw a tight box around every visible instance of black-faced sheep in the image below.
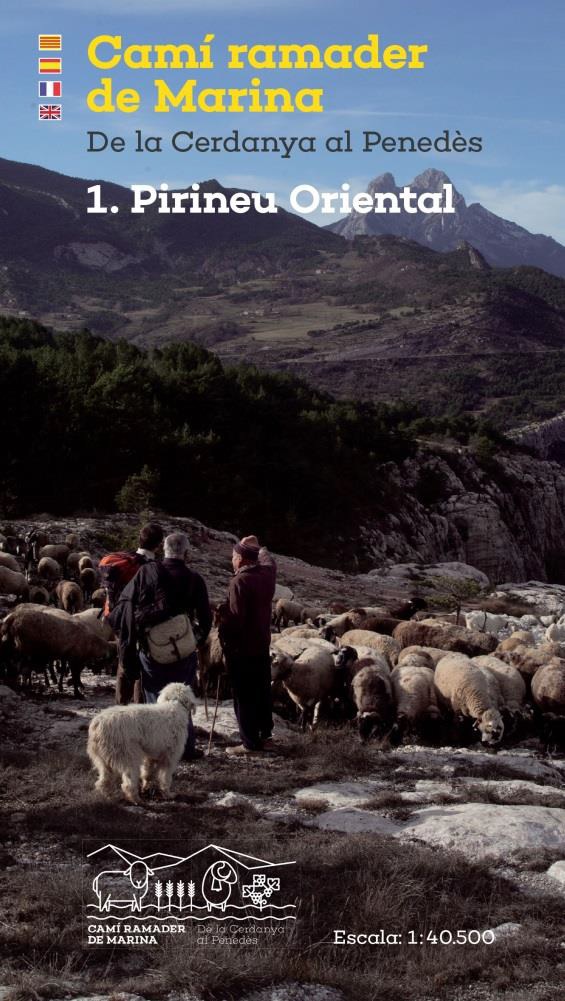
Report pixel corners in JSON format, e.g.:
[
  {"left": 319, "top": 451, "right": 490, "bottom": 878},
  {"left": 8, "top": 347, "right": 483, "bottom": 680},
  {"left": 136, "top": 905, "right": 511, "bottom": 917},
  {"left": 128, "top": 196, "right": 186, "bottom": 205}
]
[{"left": 434, "top": 653, "right": 504, "bottom": 745}]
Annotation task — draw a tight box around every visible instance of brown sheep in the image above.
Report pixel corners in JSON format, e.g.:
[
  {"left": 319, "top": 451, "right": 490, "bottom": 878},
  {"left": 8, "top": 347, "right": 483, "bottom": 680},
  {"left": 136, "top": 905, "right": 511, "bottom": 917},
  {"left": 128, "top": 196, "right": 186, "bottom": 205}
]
[
  {"left": 0, "top": 552, "right": 19, "bottom": 572},
  {"left": 496, "top": 641, "right": 565, "bottom": 688},
  {"left": 0, "top": 566, "right": 29, "bottom": 602},
  {"left": 55, "top": 580, "right": 84, "bottom": 614},
  {"left": 91, "top": 588, "right": 107, "bottom": 609},
  {"left": 531, "top": 659, "right": 565, "bottom": 714},
  {"left": 393, "top": 619, "right": 497, "bottom": 657},
  {"left": 80, "top": 567, "right": 98, "bottom": 603},
  {"left": 37, "top": 556, "right": 61, "bottom": 582},
  {"left": 39, "top": 544, "right": 70, "bottom": 566},
  {"left": 1, "top": 605, "right": 113, "bottom": 697}
]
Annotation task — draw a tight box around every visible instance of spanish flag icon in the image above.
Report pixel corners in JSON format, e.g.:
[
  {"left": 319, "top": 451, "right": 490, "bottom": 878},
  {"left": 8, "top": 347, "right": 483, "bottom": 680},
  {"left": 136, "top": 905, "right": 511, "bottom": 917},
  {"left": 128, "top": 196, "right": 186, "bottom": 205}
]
[
  {"left": 38, "top": 34, "right": 62, "bottom": 51},
  {"left": 39, "top": 57, "right": 62, "bottom": 74}
]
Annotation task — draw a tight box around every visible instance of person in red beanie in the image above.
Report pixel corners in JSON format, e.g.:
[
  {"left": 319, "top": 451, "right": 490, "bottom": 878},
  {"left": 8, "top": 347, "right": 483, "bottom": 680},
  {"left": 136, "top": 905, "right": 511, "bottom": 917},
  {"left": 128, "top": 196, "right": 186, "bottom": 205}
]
[{"left": 219, "top": 535, "right": 277, "bottom": 755}]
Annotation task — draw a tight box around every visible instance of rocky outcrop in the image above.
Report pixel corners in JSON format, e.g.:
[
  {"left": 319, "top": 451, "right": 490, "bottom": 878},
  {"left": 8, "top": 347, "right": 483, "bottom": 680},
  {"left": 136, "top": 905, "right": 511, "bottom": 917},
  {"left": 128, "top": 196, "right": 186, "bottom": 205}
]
[
  {"left": 508, "top": 411, "right": 565, "bottom": 461},
  {"left": 358, "top": 446, "right": 565, "bottom": 583},
  {"left": 6, "top": 440, "right": 565, "bottom": 594}
]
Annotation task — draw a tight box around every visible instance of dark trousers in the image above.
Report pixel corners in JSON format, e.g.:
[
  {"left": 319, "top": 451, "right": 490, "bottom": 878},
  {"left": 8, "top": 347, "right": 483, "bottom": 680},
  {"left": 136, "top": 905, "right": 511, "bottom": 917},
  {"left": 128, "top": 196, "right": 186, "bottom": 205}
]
[
  {"left": 115, "top": 662, "right": 143, "bottom": 705},
  {"left": 139, "top": 650, "right": 198, "bottom": 755},
  {"left": 227, "top": 653, "right": 273, "bottom": 750}
]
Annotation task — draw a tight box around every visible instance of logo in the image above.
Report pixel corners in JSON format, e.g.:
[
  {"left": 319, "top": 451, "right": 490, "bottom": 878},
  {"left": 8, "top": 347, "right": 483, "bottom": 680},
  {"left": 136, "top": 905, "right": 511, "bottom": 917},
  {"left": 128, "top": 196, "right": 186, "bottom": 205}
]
[{"left": 84, "top": 843, "right": 297, "bottom": 945}]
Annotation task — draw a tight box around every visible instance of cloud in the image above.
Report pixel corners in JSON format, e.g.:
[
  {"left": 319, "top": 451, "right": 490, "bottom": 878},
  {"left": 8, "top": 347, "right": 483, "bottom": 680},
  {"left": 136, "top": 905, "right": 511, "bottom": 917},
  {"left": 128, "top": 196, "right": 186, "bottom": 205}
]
[{"left": 468, "top": 181, "right": 565, "bottom": 244}]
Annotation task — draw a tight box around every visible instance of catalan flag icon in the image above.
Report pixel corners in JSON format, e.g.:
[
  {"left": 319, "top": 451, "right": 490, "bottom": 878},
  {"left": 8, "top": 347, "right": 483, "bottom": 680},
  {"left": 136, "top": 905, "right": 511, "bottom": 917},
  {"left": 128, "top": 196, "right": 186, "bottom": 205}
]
[
  {"left": 39, "top": 104, "right": 62, "bottom": 120},
  {"left": 38, "top": 34, "right": 62, "bottom": 51},
  {"left": 39, "top": 81, "right": 62, "bottom": 98},
  {"left": 39, "top": 57, "right": 62, "bottom": 74}
]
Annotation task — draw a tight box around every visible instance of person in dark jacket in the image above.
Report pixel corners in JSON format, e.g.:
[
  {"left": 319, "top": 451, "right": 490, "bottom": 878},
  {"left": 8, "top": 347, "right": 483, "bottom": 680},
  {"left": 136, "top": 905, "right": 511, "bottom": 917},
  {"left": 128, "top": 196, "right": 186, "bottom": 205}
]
[
  {"left": 219, "top": 535, "right": 277, "bottom": 756},
  {"left": 114, "top": 521, "right": 164, "bottom": 706},
  {"left": 111, "top": 531, "right": 212, "bottom": 760}
]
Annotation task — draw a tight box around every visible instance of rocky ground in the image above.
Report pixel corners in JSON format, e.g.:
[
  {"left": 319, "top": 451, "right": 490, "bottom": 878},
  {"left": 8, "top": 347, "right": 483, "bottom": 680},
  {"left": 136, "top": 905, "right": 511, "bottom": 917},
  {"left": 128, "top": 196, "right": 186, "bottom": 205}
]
[
  {"left": 1, "top": 665, "right": 565, "bottom": 1001},
  {"left": 2, "top": 515, "right": 565, "bottom": 1001}
]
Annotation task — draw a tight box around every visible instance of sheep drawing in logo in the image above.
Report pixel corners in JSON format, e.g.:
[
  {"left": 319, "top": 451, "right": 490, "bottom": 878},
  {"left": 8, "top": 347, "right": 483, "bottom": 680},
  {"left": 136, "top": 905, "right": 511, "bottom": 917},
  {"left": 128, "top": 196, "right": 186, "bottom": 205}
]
[
  {"left": 201, "top": 860, "right": 238, "bottom": 912},
  {"left": 93, "top": 859, "right": 153, "bottom": 913}
]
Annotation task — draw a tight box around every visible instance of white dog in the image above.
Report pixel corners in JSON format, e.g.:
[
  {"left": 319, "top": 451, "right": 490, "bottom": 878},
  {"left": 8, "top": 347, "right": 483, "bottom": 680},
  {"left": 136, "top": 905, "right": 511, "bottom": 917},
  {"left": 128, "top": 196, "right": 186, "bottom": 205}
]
[{"left": 87, "top": 682, "right": 196, "bottom": 804}]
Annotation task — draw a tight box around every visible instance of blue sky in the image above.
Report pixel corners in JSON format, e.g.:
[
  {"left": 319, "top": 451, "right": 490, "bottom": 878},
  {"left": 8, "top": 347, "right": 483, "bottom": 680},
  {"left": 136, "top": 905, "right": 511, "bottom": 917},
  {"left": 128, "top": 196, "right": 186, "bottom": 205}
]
[{"left": 3, "top": 0, "right": 565, "bottom": 238}]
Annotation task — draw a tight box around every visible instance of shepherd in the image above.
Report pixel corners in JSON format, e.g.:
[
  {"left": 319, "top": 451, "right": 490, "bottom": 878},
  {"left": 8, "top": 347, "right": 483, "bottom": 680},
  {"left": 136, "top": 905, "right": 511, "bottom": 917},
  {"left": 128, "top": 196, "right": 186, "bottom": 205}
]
[{"left": 218, "top": 535, "right": 277, "bottom": 756}]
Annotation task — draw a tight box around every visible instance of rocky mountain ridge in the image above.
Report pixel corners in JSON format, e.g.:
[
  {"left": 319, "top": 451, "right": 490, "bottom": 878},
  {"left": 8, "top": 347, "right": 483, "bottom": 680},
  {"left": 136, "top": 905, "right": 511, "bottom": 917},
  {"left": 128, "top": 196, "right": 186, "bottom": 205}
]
[
  {"left": 7, "top": 436, "right": 565, "bottom": 589},
  {"left": 329, "top": 169, "right": 565, "bottom": 278}
]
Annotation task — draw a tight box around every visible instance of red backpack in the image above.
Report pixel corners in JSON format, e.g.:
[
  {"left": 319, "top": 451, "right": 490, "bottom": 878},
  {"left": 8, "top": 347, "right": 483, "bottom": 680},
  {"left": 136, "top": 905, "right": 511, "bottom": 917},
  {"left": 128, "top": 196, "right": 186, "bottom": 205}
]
[{"left": 99, "top": 551, "right": 146, "bottom": 617}]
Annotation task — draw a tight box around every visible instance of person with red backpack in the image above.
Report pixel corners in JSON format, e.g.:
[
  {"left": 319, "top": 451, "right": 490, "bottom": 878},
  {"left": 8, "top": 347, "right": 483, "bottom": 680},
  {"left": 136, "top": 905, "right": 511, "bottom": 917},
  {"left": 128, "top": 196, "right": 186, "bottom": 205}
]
[{"left": 99, "top": 522, "right": 164, "bottom": 705}]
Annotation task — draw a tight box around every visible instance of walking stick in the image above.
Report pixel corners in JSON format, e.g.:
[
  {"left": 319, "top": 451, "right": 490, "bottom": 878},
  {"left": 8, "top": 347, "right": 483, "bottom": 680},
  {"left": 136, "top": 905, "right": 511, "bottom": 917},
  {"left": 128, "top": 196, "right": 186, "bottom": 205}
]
[{"left": 207, "top": 676, "right": 221, "bottom": 755}]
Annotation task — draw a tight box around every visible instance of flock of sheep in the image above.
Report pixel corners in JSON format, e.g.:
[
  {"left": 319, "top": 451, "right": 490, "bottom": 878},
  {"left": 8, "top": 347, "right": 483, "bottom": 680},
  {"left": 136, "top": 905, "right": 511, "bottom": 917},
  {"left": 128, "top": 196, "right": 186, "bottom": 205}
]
[
  {"left": 1, "top": 526, "right": 565, "bottom": 752},
  {"left": 265, "top": 598, "right": 565, "bottom": 749},
  {"left": 0, "top": 530, "right": 114, "bottom": 697}
]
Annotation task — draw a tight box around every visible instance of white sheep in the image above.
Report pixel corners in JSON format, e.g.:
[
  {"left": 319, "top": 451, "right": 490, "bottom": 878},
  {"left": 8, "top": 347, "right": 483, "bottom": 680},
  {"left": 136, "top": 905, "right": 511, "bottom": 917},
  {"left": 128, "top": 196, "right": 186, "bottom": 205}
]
[
  {"left": 340, "top": 629, "right": 400, "bottom": 666},
  {"left": 391, "top": 662, "right": 440, "bottom": 737},
  {"left": 270, "top": 646, "right": 344, "bottom": 728},
  {"left": 396, "top": 649, "right": 435, "bottom": 670},
  {"left": 471, "top": 655, "right": 527, "bottom": 715},
  {"left": 434, "top": 653, "right": 505, "bottom": 745},
  {"left": 351, "top": 662, "right": 395, "bottom": 741},
  {"left": 464, "top": 611, "right": 508, "bottom": 636},
  {"left": 87, "top": 682, "right": 196, "bottom": 804}
]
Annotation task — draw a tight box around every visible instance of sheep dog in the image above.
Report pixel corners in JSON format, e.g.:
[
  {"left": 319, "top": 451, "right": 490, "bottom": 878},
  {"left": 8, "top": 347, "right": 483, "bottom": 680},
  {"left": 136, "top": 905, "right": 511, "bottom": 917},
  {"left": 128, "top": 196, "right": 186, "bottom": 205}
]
[{"left": 87, "top": 682, "right": 196, "bottom": 804}]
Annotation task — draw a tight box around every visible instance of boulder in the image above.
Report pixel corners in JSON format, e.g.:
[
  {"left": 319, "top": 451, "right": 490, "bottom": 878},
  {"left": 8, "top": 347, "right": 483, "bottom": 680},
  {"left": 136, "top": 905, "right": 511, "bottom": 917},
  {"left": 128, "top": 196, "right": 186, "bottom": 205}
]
[{"left": 398, "top": 803, "right": 565, "bottom": 860}]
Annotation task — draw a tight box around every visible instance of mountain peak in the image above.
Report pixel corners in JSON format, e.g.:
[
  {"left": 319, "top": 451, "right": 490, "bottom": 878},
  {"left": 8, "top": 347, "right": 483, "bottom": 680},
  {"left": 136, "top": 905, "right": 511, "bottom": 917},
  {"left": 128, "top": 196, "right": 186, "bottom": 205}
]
[
  {"left": 368, "top": 172, "right": 397, "bottom": 193},
  {"left": 328, "top": 167, "right": 565, "bottom": 277},
  {"left": 411, "top": 169, "right": 463, "bottom": 199}
]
